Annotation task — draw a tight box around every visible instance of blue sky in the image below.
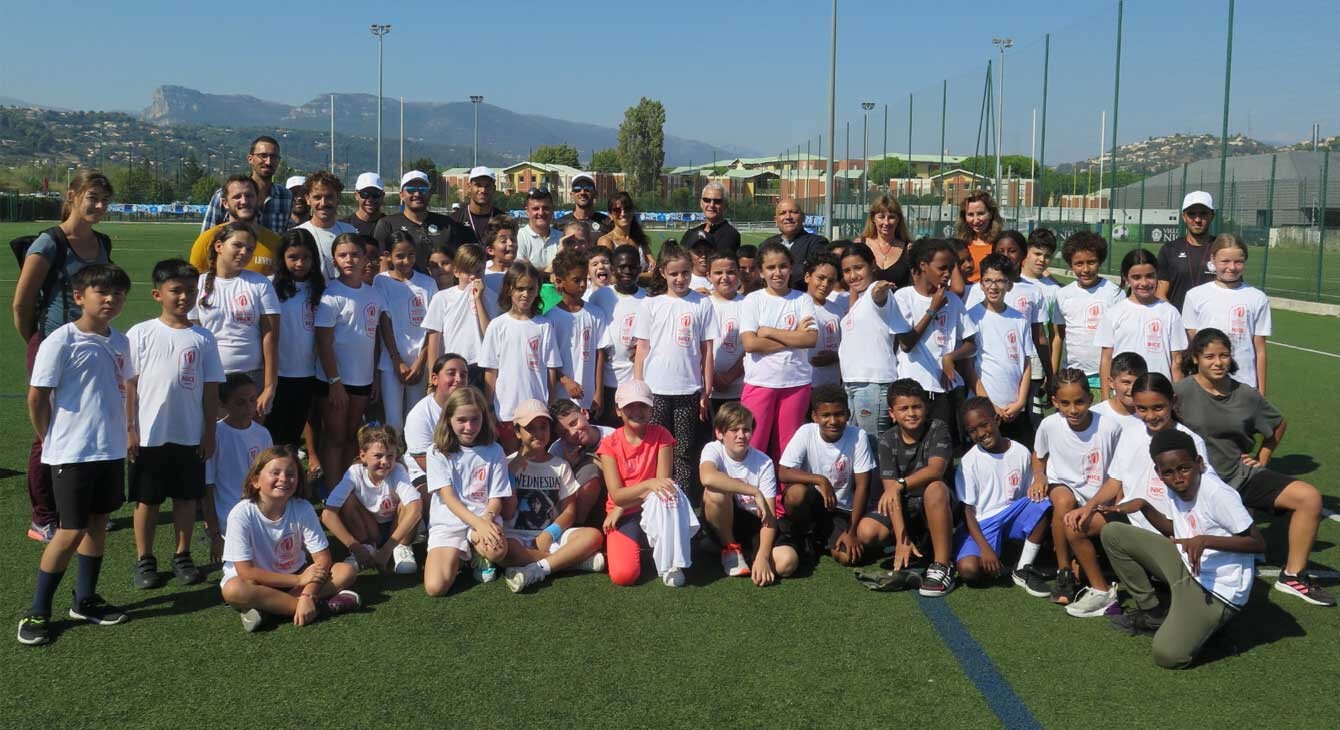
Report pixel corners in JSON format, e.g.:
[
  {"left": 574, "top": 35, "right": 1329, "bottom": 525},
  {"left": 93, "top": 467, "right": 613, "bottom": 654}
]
[{"left": 4, "top": 1, "right": 1336, "bottom": 163}]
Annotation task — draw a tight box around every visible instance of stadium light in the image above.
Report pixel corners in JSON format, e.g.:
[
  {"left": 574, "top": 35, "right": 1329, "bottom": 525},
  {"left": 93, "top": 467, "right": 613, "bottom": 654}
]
[
  {"left": 470, "top": 95, "right": 485, "bottom": 167},
  {"left": 993, "top": 37, "right": 1013, "bottom": 201},
  {"left": 861, "top": 102, "right": 875, "bottom": 209},
  {"left": 370, "top": 24, "right": 392, "bottom": 178}
]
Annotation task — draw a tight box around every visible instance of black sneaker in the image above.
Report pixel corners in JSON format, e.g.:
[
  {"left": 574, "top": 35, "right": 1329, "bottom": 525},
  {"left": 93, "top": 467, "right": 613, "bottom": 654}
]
[
  {"left": 1012, "top": 565, "right": 1050, "bottom": 598},
  {"left": 172, "top": 553, "right": 203, "bottom": 586},
  {"left": 1050, "top": 568, "right": 1078, "bottom": 605},
  {"left": 1274, "top": 571, "right": 1338, "bottom": 607},
  {"left": 132, "top": 556, "right": 164, "bottom": 590},
  {"left": 16, "top": 614, "right": 51, "bottom": 646},
  {"left": 919, "top": 562, "right": 957, "bottom": 597},
  {"left": 1108, "top": 606, "right": 1165, "bottom": 636},
  {"left": 68, "top": 594, "right": 128, "bottom": 626}
]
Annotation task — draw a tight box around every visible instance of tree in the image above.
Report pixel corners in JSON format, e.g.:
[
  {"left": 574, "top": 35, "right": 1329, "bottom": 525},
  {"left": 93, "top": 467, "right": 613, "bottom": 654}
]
[
  {"left": 408, "top": 156, "right": 440, "bottom": 195},
  {"left": 532, "top": 144, "right": 580, "bottom": 168},
  {"left": 617, "top": 98, "right": 665, "bottom": 194},
  {"left": 190, "top": 175, "right": 220, "bottom": 204},
  {"left": 867, "top": 157, "right": 911, "bottom": 185},
  {"left": 590, "top": 148, "right": 621, "bottom": 173}
]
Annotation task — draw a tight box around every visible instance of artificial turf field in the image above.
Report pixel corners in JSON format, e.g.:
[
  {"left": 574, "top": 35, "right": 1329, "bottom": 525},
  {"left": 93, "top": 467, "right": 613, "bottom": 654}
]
[{"left": 1, "top": 222, "right": 1339, "bottom": 729}]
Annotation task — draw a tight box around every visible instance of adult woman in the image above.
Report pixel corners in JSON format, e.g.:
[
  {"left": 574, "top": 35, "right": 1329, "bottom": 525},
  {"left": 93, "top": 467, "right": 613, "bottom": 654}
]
[
  {"left": 11, "top": 169, "right": 115, "bottom": 543},
  {"left": 851, "top": 194, "right": 913, "bottom": 289},
  {"left": 596, "top": 192, "right": 655, "bottom": 274},
  {"left": 956, "top": 190, "right": 1002, "bottom": 283}
]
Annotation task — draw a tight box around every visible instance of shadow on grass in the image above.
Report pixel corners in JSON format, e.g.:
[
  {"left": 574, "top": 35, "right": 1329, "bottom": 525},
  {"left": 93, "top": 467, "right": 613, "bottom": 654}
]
[
  {"left": 1197, "top": 583, "right": 1306, "bottom": 666},
  {"left": 1265, "top": 454, "right": 1320, "bottom": 477}
]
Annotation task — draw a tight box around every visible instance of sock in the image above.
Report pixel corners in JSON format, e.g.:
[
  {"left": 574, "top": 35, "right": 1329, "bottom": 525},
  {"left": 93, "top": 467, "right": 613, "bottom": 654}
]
[
  {"left": 1017, "top": 541, "right": 1041, "bottom": 570},
  {"left": 536, "top": 559, "right": 552, "bottom": 577},
  {"left": 30, "top": 569, "right": 65, "bottom": 617},
  {"left": 75, "top": 554, "right": 104, "bottom": 604}
]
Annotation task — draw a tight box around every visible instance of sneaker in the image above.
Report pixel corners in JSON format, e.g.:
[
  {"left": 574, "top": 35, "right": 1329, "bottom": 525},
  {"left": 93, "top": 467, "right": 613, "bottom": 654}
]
[
  {"left": 573, "top": 551, "right": 607, "bottom": 573},
  {"left": 16, "top": 615, "right": 50, "bottom": 646},
  {"left": 472, "top": 555, "right": 498, "bottom": 583},
  {"left": 919, "top": 562, "right": 957, "bottom": 597},
  {"left": 68, "top": 594, "right": 128, "bottom": 626},
  {"left": 172, "top": 553, "right": 203, "bottom": 586},
  {"left": 132, "top": 556, "right": 164, "bottom": 590},
  {"left": 27, "top": 521, "right": 55, "bottom": 544},
  {"left": 392, "top": 544, "right": 417, "bottom": 575},
  {"left": 1274, "top": 572, "right": 1338, "bottom": 607},
  {"left": 239, "top": 608, "right": 264, "bottom": 633},
  {"left": 1050, "top": 568, "right": 1078, "bottom": 605},
  {"left": 319, "top": 590, "right": 361, "bottom": 618},
  {"left": 720, "top": 543, "right": 749, "bottom": 577},
  {"left": 342, "top": 553, "right": 362, "bottom": 569},
  {"left": 504, "top": 563, "right": 547, "bottom": 593},
  {"left": 1012, "top": 565, "right": 1050, "bottom": 598},
  {"left": 662, "top": 568, "right": 686, "bottom": 587},
  {"left": 1066, "top": 585, "right": 1119, "bottom": 617},
  {"left": 1108, "top": 605, "right": 1165, "bottom": 636}
]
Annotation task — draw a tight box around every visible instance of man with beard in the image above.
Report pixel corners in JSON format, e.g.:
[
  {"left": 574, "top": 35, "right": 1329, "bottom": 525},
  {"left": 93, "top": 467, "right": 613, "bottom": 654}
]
[
  {"left": 450, "top": 166, "right": 507, "bottom": 240},
  {"left": 187, "top": 174, "right": 282, "bottom": 275},
  {"left": 682, "top": 181, "right": 741, "bottom": 255},
  {"left": 759, "top": 197, "right": 828, "bottom": 290},
  {"left": 1156, "top": 191, "right": 1218, "bottom": 310},
  {"left": 200, "top": 136, "right": 293, "bottom": 233},
  {"left": 344, "top": 172, "right": 386, "bottom": 237},
  {"left": 559, "top": 172, "right": 612, "bottom": 239},
  {"left": 296, "top": 170, "right": 357, "bottom": 279},
  {"left": 374, "top": 170, "right": 477, "bottom": 274},
  {"left": 287, "top": 176, "right": 310, "bottom": 227}
]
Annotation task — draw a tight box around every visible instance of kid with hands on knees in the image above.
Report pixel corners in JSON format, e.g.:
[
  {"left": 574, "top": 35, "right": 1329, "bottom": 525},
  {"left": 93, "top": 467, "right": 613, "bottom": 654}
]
[{"left": 322, "top": 424, "right": 422, "bottom": 576}]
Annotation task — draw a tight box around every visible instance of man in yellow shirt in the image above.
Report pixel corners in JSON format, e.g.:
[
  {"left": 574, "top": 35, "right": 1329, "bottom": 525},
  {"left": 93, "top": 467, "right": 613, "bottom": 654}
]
[{"left": 187, "top": 174, "right": 281, "bottom": 276}]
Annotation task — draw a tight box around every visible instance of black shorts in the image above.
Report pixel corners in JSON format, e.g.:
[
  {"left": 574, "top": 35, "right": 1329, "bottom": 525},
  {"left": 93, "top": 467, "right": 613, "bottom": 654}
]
[
  {"left": 1238, "top": 468, "right": 1295, "bottom": 513},
  {"left": 128, "top": 443, "right": 206, "bottom": 504},
  {"left": 733, "top": 505, "right": 795, "bottom": 557},
  {"left": 53, "top": 459, "right": 125, "bottom": 529},
  {"left": 820, "top": 507, "right": 893, "bottom": 550},
  {"left": 895, "top": 486, "right": 962, "bottom": 549},
  {"left": 312, "top": 379, "right": 373, "bottom": 398}
]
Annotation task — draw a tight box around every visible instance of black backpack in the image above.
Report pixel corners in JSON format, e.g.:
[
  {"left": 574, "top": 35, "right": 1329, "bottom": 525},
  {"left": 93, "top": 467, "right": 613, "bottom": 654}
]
[{"left": 10, "top": 226, "right": 113, "bottom": 329}]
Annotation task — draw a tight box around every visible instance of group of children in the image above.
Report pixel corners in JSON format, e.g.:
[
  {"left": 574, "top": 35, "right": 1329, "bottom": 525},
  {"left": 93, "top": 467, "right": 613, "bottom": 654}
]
[{"left": 17, "top": 198, "right": 1330, "bottom": 670}]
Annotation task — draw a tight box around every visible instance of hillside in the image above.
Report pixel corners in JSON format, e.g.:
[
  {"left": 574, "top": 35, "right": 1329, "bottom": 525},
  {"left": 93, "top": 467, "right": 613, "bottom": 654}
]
[{"left": 1058, "top": 132, "right": 1279, "bottom": 174}]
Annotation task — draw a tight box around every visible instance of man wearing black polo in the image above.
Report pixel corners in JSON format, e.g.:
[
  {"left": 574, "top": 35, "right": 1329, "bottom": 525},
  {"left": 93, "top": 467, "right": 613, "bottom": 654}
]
[
  {"left": 760, "top": 197, "right": 829, "bottom": 290},
  {"left": 682, "top": 181, "right": 741, "bottom": 255},
  {"left": 373, "top": 170, "right": 477, "bottom": 273},
  {"left": 1156, "top": 191, "right": 1217, "bottom": 310},
  {"left": 559, "top": 172, "right": 612, "bottom": 238},
  {"left": 344, "top": 172, "right": 386, "bottom": 237},
  {"left": 449, "top": 166, "right": 507, "bottom": 239}
]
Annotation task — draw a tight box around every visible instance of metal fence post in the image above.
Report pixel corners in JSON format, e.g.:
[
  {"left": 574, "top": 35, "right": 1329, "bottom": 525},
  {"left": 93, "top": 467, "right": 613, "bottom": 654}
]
[
  {"left": 1262, "top": 154, "right": 1276, "bottom": 291},
  {"left": 1316, "top": 148, "right": 1330, "bottom": 300}
]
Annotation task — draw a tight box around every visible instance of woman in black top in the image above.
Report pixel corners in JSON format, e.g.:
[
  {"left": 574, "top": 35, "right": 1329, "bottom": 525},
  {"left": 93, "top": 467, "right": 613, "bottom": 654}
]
[{"left": 851, "top": 194, "right": 913, "bottom": 289}]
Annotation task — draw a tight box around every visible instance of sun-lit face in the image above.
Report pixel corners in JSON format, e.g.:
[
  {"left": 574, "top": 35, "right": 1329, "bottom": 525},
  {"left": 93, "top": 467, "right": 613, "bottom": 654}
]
[
  {"left": 247, "top": 142, "right": 280, "bottom": 179},
  {"left": 360, "top": 440, "right": 398, "bottom": 482},
  {"left": 1182, "top": 205, "right": 1213, "bottom": 236},
  {"left": 761, "top": 251, "right": 792, "bottom": 293},
  {"left": 71, "top": 188, "right": 111, "bottom": 225},
  {"left": 224, "top": 181, "right": 258, "bottom": 222},
  {"left": 1125, "top": 263, "right": 1158, "bottom": 302},
  {"left": 920, "top": 250, "right": 953, "bottom": 290},
  {"left": 557, "top": 410, "right": 595, "bottom": 446},
  {"left": 1069, "top": 249, "right": 1101, "bottom": 287},
  {"left": 516, "top": 417, "right": 552, "bottom": 453},
  {"left": 1051, "top": 382, "right": 1093, "bottom": 431},
  {"left": 662, "top": 257, "right": 692, "bottom": 296},
  {"left": 978, "top": 266, "right": 1012, "bottom": 306},
  {"left": 964, "top": 201, "right": 991, "bottom": 236},
  {"left": 805, "top": 263, "right": 838, "bottom": 302},
  {"left": 73, "top": 283, "right": 126, "bottom": 325},
  {"left": 214, "top": 232, "right": 256, "bottom": 275},
  {"left": 812, "top": 401, "right": 850, "bottom": 443},
  {"left": 1024, "top": 246, "right": 1051, "bottom": 278},
  {"left": 587, "top": 253, "right": 611, "bottom": 288},
  {"left": 255, "top": 456, "right": 299, "bottom": 503},
  {"left": 874, "top": 210, "right": 900, "bottom": 241},
  {"left": 509, "top": 274, "right": 539, "bottom": 313},
  {"left": 555, "top": 268, "right": 588, "bottom": 299},
  {"left": 284, "top": 245, "right": 313, "bottom": 281},
  {"left": 889, "top": 395, "right": 925, "bottom": 434},
  {"left": 1194, "top": 339, "right": 1234, "bottom": 382},
  {"left": 489, "top": 232, "right": 517, "bottom": 268},
  {"left": 1212, "top": 247, "right": 1245, "bottom": 284},
  {"left": 709, "top": 256, "right": 739, "bottom": 298},
  {"left": 842, "top": 254, "right": 871, "bottom": 295},
  {"left": 1110, "top": 371, "right": 1140, "bottom": 410},
  {"left": 154, "top": 277, "right": 197, "bottom": 318},
  {"left": 390, "top": 242, "right": 416, "bottom": 278},
  {"left": 1134, "top": 391, "right": 1174, "bottom": 433},
  {"left": 776, "top": 200, "right": 804, "bottom": 238},
  {"left": 716, "top": 423, "right": 754, "bottom": 460},
  {"left": 433, "top": 359, "right": 469, "bottom": 399},
  {"left": 307, "top": 183, "right": 340, "bottom": 225},
  {"left": 332, "top": 242, "right": 365, "bottom": 281},
  {"left": 451, "top": 404, "right": 484, "bottom": 445},
  {"left": 963, "top": 406, "right": 1001, "bottom": 451}
]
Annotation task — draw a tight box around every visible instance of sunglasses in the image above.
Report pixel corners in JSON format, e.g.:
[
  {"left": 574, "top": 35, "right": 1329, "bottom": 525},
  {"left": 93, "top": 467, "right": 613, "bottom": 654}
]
[
  {"left": 402, "top": 185, "right": 431, "bottom": 194},
  {"left": 702, "top": 197, "right": 724, "bottom": 205},
  {"left": 610, "top": 207, "right": 628, "bottom": 215},
  {"left": 572, "top": 184, "right": 595, "bottom": 192},
  {"left": 357, "top": 190, "right": 384, "bottom": 200}
]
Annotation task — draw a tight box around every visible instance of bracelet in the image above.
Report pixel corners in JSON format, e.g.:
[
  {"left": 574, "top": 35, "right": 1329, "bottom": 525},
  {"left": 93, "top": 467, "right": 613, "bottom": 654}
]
[
  {"left": 543, "top": 523, "right": 564, "bottom": 542},
  {"left": 328, "top": 375, "right": 343, "bottom": 385}
]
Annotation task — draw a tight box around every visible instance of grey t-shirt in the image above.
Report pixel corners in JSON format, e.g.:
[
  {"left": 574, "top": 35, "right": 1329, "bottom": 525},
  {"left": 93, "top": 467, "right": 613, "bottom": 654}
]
[
  {"left": 877, "top": 418, "right": 953, "bottom": 483},
  {"left": 26, "top": 231, "right": 111, "bottom": 338},
  {"left": 1174, "top": 377, "right": 1283, "bottom": 488}
]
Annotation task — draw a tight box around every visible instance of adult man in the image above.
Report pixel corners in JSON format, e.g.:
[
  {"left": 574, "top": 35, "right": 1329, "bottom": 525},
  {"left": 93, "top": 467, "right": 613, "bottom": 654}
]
[
  {"left": 344, "top": 172, "right": 386, "bottom": 237},
  {"left": 287, "top": 176, "right": 310, "bottom": 227},
  {"left": 450, "top": 166, "right": 507, "bottom": 239},
  {"left": 1156, "top": 191, "right": 1218, "bottom": 310},
  {"left": 682, "top": 181, "right": 741, "bottom": 255},
  {"left": 760, "top": 197, "right": 829, "bottom": 290},
  {"left": 187, "top": 174, "right": 282, "bottom": 275},
  {"left": 516, "top": 188, "right": 563, "bottom": 271},
  {"left": 200, "top": 136, "right": 293, "bottom": 233},
  {"left": 297, "top": 171, "right": 357, "bottom": 279},
  {"left": 373, "top": 170, "right": 476, "bottom": 273},
  {"left": 558, "top": 172, "right": 612, "bottom": 238}
]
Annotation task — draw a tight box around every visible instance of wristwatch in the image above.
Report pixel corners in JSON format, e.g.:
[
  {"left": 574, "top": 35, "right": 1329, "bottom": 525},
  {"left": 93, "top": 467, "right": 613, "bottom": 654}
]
[{"left": 328, "top": 375, "right": 343, "bottom": 385}]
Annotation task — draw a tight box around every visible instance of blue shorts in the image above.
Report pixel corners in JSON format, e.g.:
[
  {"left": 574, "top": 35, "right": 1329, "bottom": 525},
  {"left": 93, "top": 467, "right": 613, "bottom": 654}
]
[{"left": 953, "top": 496, "right": 1051, "bottom": 561}]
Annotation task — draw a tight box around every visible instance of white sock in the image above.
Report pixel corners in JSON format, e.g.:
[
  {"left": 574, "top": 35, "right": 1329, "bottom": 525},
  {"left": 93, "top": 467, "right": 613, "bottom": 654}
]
[
  {"left": 1017, "top": 540, "right": 1041, "bottom": 570},
  {"left": 536, "top": 559, "right": 552, "bottom": 576}
]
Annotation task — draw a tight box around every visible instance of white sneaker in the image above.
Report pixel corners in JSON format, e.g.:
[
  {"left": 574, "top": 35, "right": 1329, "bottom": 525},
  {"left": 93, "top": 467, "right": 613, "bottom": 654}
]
[
  {"left": 662, "top": 568, "right": 686, "bottom": 587},
  {"left": 392, "top": 544, "right": 417, "bottom": 575},
  {"left": 504, "top": 563, "right": 547, "bottom": 593},
  {"left": 239, "top": 608, "right": 264, "bottom": 633},
  {"left": 720, "top": 544, "right": 749, "bottom": 577},
  {"left": 1065, "top": 585, "right": 1118, "bottom": 617},
  {"left": 472, "top": 555, "right": 498, "bottom": 583},
  {"left": 574, "top": 551, "right": 607, "bottom": 573}
]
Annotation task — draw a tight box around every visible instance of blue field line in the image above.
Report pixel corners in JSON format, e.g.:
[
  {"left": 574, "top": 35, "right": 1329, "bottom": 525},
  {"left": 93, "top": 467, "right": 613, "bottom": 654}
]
[{"left": 917, "top": 596, "right": 1042, "bottom": 730}]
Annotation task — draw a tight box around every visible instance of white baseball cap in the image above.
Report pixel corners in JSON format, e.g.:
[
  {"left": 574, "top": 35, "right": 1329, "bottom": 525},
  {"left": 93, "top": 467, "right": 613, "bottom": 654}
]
[
  {"left": 572, "top": 172, "right": 595, "bottom": 188},
  {"left": 1181, "top": 191, "right": 1215, "bottom": 211},
  {"left": 285, "top": 175, "right": 307, "bottom": 189},
  {"left": 468, "top": 166, "right": 496, "bottom": 182},
  {"left": 400, "top": 170, "right": 430, "bottom": 187},
  {"left": 355, "top": 172, "right": 384, "bottom": 191}
]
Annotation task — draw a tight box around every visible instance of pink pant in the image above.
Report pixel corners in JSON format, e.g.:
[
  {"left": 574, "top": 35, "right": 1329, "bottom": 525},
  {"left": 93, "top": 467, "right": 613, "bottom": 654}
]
[{"left": 740, "top": 383, "right": 811, "bottom": 462}]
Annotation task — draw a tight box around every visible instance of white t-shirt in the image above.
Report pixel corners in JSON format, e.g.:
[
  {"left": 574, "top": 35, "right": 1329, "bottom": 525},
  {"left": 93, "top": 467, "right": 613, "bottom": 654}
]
[
  {"left": 739, "top": 288, "right": 818, "bottom": 388},
  {"left": 422, "top": 283, "right": 500, "bottom": 365},
  {"left": 689, "top": 274, "right": 712, "bottom": 293},
  {"left": 477, "top": 313, "right": 562, "bottom": 421},
  {"left": 968, "top": 304, "right": 1036, "bottom": 409},
  {"left": 894, "top": 287, "right": 974, "bottom": 394},
  {"left": 273, "top": 280, "right": 318, "bottom": 378},
  {"left": 1021, "top": 274, "right": 1063, "bottom": 324},
  {"left": 700, "top": 441, "right": 778, "bottom": 515},
  {"left": 1171, "top": 470, "right": 1255, "bottom": 607},
  {"left": 326, "top": 463, "right": 421, "bottom": 524},
  {"left": 809, "top": 297, "right": 845, "bottom": 387},
  {"left": 221, "top": 499, "right": 328, "bottom": 584},
  {"left": 710, "top": 294, "right": 746, "bottom": 400},
  {"left": 965, "top": 278, "right": 1047, "bottom": 329},
  {"left": 206, "top": 420, "right": 273, "bottom": 528},
  {"left": 588, "top": 286, "right": 645, "bottom": 387},
  {"left": 516, "top": 225, "right": 562, "bottom": 270},
  {"left": 297, "top": 220, "right": 358, "bottom": 281},
  {"left": 634, "top": 291, "right": 718, "bottom": 396},
  {"left": 839, "top": 290, "right": 911, "bottom": 384},
  {"left": 425, "top": 443, "right": 513, "bottom": 531},
  {"left": 544, "top": 303, "right": 610, "bottom": 409},
  {"left": 955, "top": 440, "right": 1033, "bottom": 522},
  {"left": 1181, "top": 281, "right": 1272, "bottom": 388},
  {"left": 126, "top": 319, "right": 225, "bottom": 447},
  {"left": 1090, "top": 400, "right": 1142, "bottom": 432},
  {"left": 315, "top": 280, "right": 387, "bottom": 387},
  {"left": 1093, "top": 298, "right": 1188, "bottom": 381},
  {"left": 1034, "top": 411, "right": 1124, "bottom": 502},
  {"left": 1110, "top": 423, "right": 1214, "bottom": 534},
  {"left": 373, "top": 271, "right": 436, "bottom": 373},
  {"left": 1055, "top": 279, "right": 1126, "bottom": 375},
  {"left": 30, "top": 323, "right": 134, "bottom": 465},
  {"left": 402, "top": 395, "right": 443, "bottom": 481},
  {"left": 779, "top": 423, "right": 877, "bottom": 512},
  {"left": 189, "top": 270, "right": 280, "bottom": 374}
]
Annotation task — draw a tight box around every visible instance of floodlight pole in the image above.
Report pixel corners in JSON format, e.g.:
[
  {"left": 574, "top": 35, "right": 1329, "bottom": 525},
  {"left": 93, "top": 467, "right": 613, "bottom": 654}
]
[
  {"left": 862, "top": 102, "right": 874, "bottom": 209},
  {"left": 824, "top": 0, "right": 837, "bottom": 238},
  {"left": 370, "top": 24, "right": 391, "bottom": 178},
  {"left": 470, "top": 96, "right": 485, "bottom": 166},
  {"left": 992, "top": 37, "right": 1012, "bottom": 202}
]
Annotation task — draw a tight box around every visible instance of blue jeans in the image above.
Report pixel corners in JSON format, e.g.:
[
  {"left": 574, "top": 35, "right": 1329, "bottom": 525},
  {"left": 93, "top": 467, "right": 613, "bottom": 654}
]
[{"left": 844, "top": 381, "right": 892, "bottom": 443}]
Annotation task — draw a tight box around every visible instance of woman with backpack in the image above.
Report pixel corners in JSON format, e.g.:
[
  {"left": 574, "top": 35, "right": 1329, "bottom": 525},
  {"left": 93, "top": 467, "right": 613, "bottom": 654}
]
[{"left": 11, "top": 169, "right": 115, "bottom": 544}]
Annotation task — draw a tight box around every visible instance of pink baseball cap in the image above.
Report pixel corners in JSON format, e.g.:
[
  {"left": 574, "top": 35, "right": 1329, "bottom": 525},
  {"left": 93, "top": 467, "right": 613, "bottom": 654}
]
[
  {"left": 512, "top": 399, "right": 552, "bottom": 427},
  {"left": 615, "top": 380, "right": 654, "bottom": 408}
]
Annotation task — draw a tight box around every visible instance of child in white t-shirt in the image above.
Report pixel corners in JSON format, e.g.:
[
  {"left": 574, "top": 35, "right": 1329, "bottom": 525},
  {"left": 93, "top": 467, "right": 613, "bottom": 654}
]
[
  {"left": 219, "top": 445, "right": 360, "bottom": 632},
  {"left": 1055, "top": 231, "right": 1125, "bottom": 388},
  {"left": 700, "top": 402, "right": 799, "bottom": 585},
  {"left": 126, "top": 259, "right": 226, "bottom": 590},
  {"left": 479, "top": 260, "right": 563, "bottom": 454},
  {"left": 483, "top": 217, "right": 519, "bottom": 291},
  {"left": 1090, "top": 351, "right": 1147, "bottom": 431},
  {"left": 204, "top": 373, "right": 274, "bottom": 558},
  {"left": 804, "top": 252, "right": 845, "bottom": 387},
  {"left": 423, "top": 243, "right": 497, "bottom": 388},
  {"left": 1181, "top": 234, "right": 1272, "bottom": 393},
  {"left": 707, "top": 252, "right": 746, "bottom": 409},
  {"left": 322, "top": 425, "right": 423, "bottom": 576},
  {"left": 373, "top": 232, "right": 436, "bottom": 431},
  {"left": 1100, "top": 429, "right": 1263, "bottom": 668},
  {"left": 837, "top": 244, "right": 912, "bottom": 443},
  {"left": 1095, "top": 248, "right": 1187, "bottom": 384},
  {"left": 267, "top": 229, "right": 325, "bottom": 451},
  {"left": 403, "top": 353, "right": 470, "bottom": 489},
  {"left": 585, "top": 245, "right": 612, "bottom": 296},
  {"left": 545, "top": 249, "right": 609, "bottom": 415},
  {"left": 588, "top": 244, "right": 647, "bottom": 425},
  {"left": 547, "top": 398, "right": 616, "bottom": 527},
  {"left": 968, "top": 254, "right": 1036, "bottom": 448},
  {"left": 688, "top": 239, "right": 715, "bottom": 295}
]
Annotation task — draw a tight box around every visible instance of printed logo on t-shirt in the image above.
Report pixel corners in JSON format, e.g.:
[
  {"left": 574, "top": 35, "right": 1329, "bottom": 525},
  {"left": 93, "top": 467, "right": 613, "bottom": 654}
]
[
  {"left": 783, "top": 312, "right": 797, "bottom": 329},
  {"left": 1005, "top": 329, "right": 1021, "bottom": 361},
  {"left": 822, "top": 320, "right": 839, "bottom": 352},
  {"left": 377, "top": 494, "right": 397, "bottom": 520},
  {"left": 1186, "top": 511, "right": 1199, "bottom": 534},
  {"left": 467, "top": 466, "right": 488, "bottom": 503},
  {"left": 1147, "top": 471, "right": 1167, "bottom": 501},
  {"left": 274, "top": 531, "right": 300, "bottom": 572},
  {"left": 527, "top": 337, "right": 541, "bottom": 371},
  {"left": 232, "top": 293, "right": 255, "bottom": 326},
  {"left": 114, "top": 352, "right": 127, "bottom": 396},
  {"left": 579, "top": 325, "right": 593, "bottom": 362},
  {"left": 248, "top": 445, "right": 261, "bottom": 465},
  {"left": 831, "top": 454, "right": 849, "bottom": 489},
  {"left": 1144, "top": 318, "right": 1164, "bottom": 354},
  {"left": 1083, "top": 449, "right": 1103, "bottom": 486},
  {"left": 410, "top": 292, "right": 427, "bottom": 326},
  {"left": 1012, "top": 294, "right": 1030, "bottom": 315},
  {"left": 1007, "top": 469, "right": 1022, "bottom": 496},
  {"left": 620, "top": 314, "right": 637, "bottom": 349},
  {"left": 362, "top": 303, "right": 379, "bottom": 337},
  {"left": 675, "top": 313, "right": 694, "bottom": 347},
  {"left": 721, "top": 319, "right": 738, "bottom": 352},
  {"left": 1085, "top": 302, "right": 1102, "bottom": 333},
  {"left": 932, "top": 312, "right": 950, "bottom": 350},
  {"left": 1229, "top": 304, "right": 1247, "bottom": 338},
  {"left": 179, "top": 347, "right": 199, "bottom": 390},
  {"left": 302, "top": 302, "right": 316, "bottom": 331}
]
